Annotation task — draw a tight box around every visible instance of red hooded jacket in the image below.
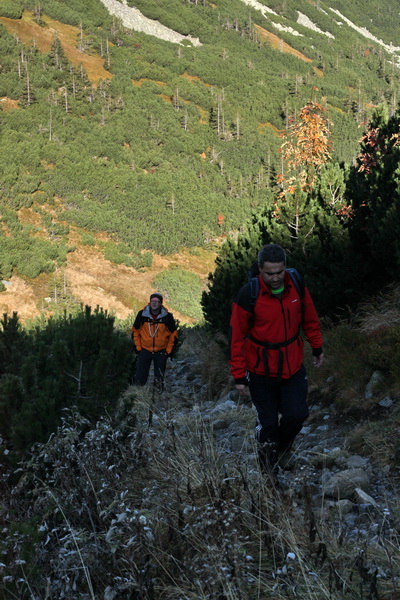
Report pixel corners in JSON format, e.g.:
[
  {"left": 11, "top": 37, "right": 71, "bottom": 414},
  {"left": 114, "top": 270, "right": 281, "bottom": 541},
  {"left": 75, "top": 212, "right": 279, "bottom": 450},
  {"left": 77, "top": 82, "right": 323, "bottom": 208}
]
[{"left": 229, "top": 271, "right": 323, "bottom": 382}]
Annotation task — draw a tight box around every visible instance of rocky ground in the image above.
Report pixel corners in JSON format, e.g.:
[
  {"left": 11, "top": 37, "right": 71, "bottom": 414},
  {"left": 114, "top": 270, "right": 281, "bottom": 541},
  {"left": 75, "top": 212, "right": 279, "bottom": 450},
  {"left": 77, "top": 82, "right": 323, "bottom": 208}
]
[{"left": 158, "top": 352, "right": 400, "bottom": 567}]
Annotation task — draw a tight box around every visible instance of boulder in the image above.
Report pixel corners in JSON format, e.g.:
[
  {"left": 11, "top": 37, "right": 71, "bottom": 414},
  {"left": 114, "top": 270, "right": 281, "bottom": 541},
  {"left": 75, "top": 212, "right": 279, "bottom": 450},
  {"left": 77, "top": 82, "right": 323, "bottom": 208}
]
[
  {"left": 364, "top": 370, "right": 385, "bottom": 400},
  {"left": 323, "top": 468, "right": 370, "bottom": 499}
]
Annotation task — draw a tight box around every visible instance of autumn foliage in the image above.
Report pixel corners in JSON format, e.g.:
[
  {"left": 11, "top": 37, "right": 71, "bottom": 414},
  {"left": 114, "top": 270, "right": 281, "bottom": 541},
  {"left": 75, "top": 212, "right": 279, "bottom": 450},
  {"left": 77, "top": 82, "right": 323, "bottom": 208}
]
[
  {"left": 357, "top": 126, "right": 400, "bottom": 175},
  {"left": 278, "top": 101, "right": 332, "bottom": 197}
]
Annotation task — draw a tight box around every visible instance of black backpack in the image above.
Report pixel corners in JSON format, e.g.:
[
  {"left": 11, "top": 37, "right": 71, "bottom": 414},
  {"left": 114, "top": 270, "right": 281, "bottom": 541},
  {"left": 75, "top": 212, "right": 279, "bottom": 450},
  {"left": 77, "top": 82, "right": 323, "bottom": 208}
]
[{"left": 248, "top": 261, "right": 305, "bottom": 315}]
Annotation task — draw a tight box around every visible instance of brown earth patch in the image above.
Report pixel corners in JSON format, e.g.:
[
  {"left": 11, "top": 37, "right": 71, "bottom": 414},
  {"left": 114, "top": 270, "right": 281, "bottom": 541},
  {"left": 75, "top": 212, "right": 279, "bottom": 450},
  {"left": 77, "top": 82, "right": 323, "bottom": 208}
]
[
  {"left": 312, "top": 66, "right": 324, "bottom": 77},
  {"left": 0, "top": 233, "right": 217, "bottom": 324},
  {"left": 0, "top": 276, "right": 39, "bottom": 321},
  {"left": 64, "top": 244, "right": 216, "bottom": 323},
  {"left": 18, "top": 206, "right": 45, "bottom": 230},
  {"left": 0, "top": 97, "right": 20, "bottom": 111},
  {"left": 254, "top": 24, "right": 313, "bottom": 63},
  {"left": 180, "top": 72, "right": 212, "bottom": 87},
  {"left": 0, "top": 11, "right": 111, "bottom": 85},
  {"left": 258, "top": 122, "right": 281, "bottom": 135},
  {"left": 132, "top": 78, "right": 167, "bottom": 87}
]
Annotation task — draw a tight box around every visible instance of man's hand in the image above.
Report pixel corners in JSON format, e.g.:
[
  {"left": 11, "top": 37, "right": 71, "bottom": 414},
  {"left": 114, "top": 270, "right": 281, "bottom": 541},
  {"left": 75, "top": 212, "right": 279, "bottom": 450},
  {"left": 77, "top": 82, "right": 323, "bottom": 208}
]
[
  {"left": 235, "top": 384, "right": 250, "bottom": 397},
  {"left": 313, "top": 352, "right": 325, "bottom": 368}
]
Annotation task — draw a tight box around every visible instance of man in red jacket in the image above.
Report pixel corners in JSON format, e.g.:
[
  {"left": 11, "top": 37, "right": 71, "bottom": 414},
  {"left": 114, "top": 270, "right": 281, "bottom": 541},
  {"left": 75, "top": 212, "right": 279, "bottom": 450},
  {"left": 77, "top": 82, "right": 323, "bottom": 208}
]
[{"left": 229, "top": 243, "right": 324, "bottom": 473}]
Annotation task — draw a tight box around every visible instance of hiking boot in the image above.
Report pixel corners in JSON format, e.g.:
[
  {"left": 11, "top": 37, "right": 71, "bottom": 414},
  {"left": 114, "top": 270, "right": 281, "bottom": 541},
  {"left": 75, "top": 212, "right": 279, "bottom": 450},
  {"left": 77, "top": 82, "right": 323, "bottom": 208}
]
[{"left": 277, "top": 449, "right": 296, "bottom": 471}]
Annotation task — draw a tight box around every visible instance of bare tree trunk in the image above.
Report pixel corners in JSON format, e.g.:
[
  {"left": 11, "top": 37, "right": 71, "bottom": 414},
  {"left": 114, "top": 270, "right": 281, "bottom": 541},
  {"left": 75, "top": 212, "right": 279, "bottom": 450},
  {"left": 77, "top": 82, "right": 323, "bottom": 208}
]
[
  {"left": 64, "top": 86, "right": 68, "bottom": 113},
  {"left": 25, "top": 65, "right": 31, "bottom": 105},
  {"left": 49, "top": 107, "right": 52, "bottom": 141}
]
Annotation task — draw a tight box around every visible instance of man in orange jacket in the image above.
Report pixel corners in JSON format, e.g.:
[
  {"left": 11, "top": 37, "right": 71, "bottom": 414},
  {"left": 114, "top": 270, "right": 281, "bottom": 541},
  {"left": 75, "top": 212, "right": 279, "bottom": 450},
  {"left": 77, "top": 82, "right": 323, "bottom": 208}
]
[
  {"left": 229, "top": 244, "right": 324, "bottom": 473},
  {"left": 132, "top": 293, "right": 178, "bottom": 387}
]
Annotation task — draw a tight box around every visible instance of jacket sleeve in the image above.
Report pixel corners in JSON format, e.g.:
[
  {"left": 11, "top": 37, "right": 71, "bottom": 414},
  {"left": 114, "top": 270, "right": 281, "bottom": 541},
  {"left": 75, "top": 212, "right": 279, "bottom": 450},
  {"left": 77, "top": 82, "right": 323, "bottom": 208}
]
[
  {"left": 301, "top": 287, "right": 323, "bottom": 352},
  {"left": 166, "top": 328, "right": 178, "bottom": 355},
  {"left": 165, "top": 312, "right": 178, "bottom": 355},
  {"left": 229, "top": 288, "right": 252, "bottom": 384},
  {"left": 132, "top": 311, "right": 143, "bottom": 351}
]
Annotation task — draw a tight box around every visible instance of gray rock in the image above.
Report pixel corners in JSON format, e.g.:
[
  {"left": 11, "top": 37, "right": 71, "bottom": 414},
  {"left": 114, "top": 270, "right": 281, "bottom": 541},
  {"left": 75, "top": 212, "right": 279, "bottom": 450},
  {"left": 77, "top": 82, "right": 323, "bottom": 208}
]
[
  {"left": 211, "top": 419, "right": 230, "bottom": 430},
  {"left": 354, "top": 488, "right": 378, "bottom": 507},
  {"left": 315, "top": 447, "right": 348, "bottom": 468},
  {"left": 300, "top": 426, "right": 312, "bottom": 435},
  {"left": 219, "top": 390, "right": 240, "bottom": 403},
  {"left": 365, "top": 370, "right": 385, "bottom": 400},
  {"left": 323, "top": 468, "right": 370, "bottom": 499},
  {"left": 379, "top": 396, "right": 393, "bottom": 408},
  {"left": 335, "top": 499, "right": 354, "bottom": 515},
  {"left": 211, "top": 399, "right": 237, "bottom": 414},
  {"left": 346, "top": 455, "right": 370, "bottom": 469},
  {"left": 99, "top": 0, "right": 202, "bottom": 46}
]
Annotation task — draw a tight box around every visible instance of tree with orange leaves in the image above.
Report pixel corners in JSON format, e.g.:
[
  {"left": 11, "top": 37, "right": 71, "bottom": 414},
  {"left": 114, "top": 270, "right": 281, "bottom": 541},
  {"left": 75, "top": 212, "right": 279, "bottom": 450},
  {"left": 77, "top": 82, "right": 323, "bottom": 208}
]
[
  {"left": 273, "top": 101, "right": 338, "bottom": 241},
  {"left": 278, "top": 101, "right": 332, "bottom": 197}
]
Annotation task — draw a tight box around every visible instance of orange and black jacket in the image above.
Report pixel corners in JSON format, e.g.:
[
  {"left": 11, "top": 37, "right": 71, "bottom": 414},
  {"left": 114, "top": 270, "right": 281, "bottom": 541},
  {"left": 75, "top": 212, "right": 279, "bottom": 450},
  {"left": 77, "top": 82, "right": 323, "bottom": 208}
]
[
  {"left": 229, "top": 271, "right": 323, "bottom": 383},
  {"left": 132, "top": 305, "right": 178, "bottom": 355}
]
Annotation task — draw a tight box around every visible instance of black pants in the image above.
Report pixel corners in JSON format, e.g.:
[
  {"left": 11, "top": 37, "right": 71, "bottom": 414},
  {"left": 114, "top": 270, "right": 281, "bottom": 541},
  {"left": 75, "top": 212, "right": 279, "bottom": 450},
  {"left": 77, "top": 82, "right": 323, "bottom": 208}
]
[
  {"left": 135, "top": 349, "right": 168, "bottom": 386},
  {"left": 248, "top": 364, "right": 309, "bottom": 453}
]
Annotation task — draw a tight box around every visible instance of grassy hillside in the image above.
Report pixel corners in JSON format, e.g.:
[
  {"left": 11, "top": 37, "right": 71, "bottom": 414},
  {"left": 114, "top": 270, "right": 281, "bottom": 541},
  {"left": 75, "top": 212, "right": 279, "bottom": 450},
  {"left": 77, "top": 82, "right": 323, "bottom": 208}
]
[{"left": 0, "top": 0, "right": 399, "bottom": 318}]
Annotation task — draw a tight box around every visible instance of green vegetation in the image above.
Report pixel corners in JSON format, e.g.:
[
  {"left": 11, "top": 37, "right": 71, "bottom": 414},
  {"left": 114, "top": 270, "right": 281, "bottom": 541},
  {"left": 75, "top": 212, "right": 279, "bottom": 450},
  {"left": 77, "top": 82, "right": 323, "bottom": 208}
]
[
  {"left": 154, "top": 266, "right": 203, "bottom": 320},
  {"left": 102, "top": 241, "right": 153, "bottom": 269},
  {"left": 1, "top": 3, "right": 400, "bottom": 596},
  {"left": 202, "top": 102, "right": 400, "bottom": 331},
  {"left": 0, "top": 0, "right": 399, "bottom": 283},
  {"left": 0, "top": 307, "right": 133, "bottom": 452}
]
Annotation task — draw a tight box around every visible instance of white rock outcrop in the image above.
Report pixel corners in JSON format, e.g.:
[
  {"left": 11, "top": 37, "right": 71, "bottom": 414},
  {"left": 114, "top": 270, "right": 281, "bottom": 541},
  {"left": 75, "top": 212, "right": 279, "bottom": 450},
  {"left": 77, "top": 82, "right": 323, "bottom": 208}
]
[
  {"left": 99, "top": 0, "right": 201, "bottom": 46},
  {"left": 297, "top": 12, "right": 335, "bottom": 39}
]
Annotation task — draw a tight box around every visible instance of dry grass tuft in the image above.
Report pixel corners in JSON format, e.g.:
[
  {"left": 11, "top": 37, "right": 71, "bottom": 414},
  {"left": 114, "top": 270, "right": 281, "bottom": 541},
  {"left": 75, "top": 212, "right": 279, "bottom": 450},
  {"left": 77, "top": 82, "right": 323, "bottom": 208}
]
[
  {"left": 179, "top": 326, "right": 230, "bottom": 398},
  {"left": 358, "top": 285, "right": 400, "bottom": 335}
]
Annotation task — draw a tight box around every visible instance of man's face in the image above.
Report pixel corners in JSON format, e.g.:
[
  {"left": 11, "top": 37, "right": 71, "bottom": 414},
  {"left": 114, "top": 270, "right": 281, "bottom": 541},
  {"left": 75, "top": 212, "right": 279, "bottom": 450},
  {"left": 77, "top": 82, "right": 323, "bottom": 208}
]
[
  {"left": 150, "top": 297, "right": 162, "bottom": 312},
  {"left": 259, "top": 261, "right": 286, "bottom": 289}
]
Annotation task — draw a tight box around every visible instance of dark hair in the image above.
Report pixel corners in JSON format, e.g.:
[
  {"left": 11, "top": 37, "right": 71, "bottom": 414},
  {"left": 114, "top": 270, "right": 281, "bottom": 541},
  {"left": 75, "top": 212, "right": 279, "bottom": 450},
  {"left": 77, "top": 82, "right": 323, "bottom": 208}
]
[
  {"left": 258, "top": 243, "right": 286, "bottom": 266},
  {"left": 150, "top": 293, "right": 163, "bottom": 302}
]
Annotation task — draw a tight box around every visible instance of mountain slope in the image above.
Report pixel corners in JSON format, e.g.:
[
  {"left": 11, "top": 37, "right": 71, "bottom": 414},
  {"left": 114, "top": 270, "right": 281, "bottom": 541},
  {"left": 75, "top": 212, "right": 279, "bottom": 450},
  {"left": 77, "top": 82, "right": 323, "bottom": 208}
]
[{"left": 0, "top": 0, "right": 399, "bottom": 320}]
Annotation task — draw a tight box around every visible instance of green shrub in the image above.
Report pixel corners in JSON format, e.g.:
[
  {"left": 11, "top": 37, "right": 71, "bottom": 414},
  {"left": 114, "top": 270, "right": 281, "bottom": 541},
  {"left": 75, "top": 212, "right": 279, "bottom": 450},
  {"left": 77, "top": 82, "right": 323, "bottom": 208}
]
[
  {"left": 131, "top": 251, "right": 153, "bottom": 270},
  {"left": 81, "top": 233, "right": 96, "bottom": 246},
  {"left": 103, "top": 242, "right": 153, "bottom": 270},
  {"left": 103, "top": 242, "right": 134, "bottom": 266},
  {"left": 0, "top": 307, "right": 133, "bottom": 453},
  {"left": 0, "top": 0, "right": 23, "bottom": 18},
  {"left": 154, "top": 267, "right": 203, "bottom": 321},
  {"left": 361, "top": 327, "right": 400, "bottom": 380}
]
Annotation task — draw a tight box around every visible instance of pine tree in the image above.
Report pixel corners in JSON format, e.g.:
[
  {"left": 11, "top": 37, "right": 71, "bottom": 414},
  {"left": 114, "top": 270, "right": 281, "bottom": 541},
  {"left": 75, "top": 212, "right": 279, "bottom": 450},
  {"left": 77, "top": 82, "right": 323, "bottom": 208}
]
[
  {"left": 0, "top": 307, "right": 133, "bottom": 453},
  {"left": 47, "top": 33, "right": 70, "bottom": 71},
  {"left": 202, "top": 103, "right": 355, "bottom": 332},
  {"left": 347, "top": 104, "right": 400, "bottom": 290}
]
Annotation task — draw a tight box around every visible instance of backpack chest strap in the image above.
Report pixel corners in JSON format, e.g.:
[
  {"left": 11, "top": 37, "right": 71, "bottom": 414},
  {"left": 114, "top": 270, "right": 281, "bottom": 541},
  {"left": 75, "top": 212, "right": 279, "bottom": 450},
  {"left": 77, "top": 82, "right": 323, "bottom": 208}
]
[
  {"left": 246, "top": 330, "right": 300, "bottom": 349},
  {"left": 247, "top": 330, "right": 300, "bottom": 381}
]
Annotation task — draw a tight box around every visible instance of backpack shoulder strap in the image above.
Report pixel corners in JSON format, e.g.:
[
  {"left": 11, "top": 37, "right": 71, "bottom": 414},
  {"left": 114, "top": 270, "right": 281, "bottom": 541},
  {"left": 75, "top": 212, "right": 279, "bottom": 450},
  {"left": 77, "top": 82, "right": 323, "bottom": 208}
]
[
  {"left": 248, "top": 276, "right": 260, "bottom": 326},
  {"left": 286, "top": 268, "right": 305, "bottom": 300},
  {"left": 249, "top": 276, "right": 260, "bottom": 311},
  {"left": 132, "top": 310, "right": 144, "bottom": 329},
  {"left": 164, "top": 312, "right": 177, "bottom": 333}
]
